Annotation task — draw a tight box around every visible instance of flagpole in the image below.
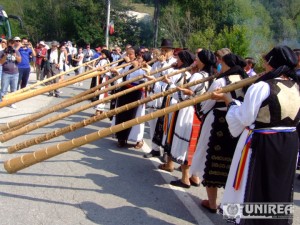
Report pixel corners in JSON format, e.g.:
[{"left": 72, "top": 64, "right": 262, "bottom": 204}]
[{"left": 105, "top": 0, "right": 111, "bottom": 47}]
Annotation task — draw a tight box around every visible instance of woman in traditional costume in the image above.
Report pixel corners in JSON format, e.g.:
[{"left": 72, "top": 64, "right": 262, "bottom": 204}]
[
  {"left": 190, "top": 52, "right": 248, "bottom": 212},
  {"left": 113, "top": 48, "right": 149, "bottom": 149},
  {"left": 214, "top": 45, "right": 299, "bottom": 225},
  {"left": 150, "top": 50, "right": 194, "bottom": 172},
  {"left": 93, "top": 49, "right": 113, "bottom": 115},
  {"left": 168, "top": 49, "right": 217, "bottom": 188}
]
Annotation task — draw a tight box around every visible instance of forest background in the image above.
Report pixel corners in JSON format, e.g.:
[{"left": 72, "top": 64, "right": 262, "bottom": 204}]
[{"left": 1, "top": 0, "right": 300, "bottom": 68}]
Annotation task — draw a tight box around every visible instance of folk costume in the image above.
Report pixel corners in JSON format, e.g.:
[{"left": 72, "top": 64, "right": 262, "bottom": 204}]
[
  {"left": 114, "top": 50, "right": 150, "bottom": 148},
  {"left": 190, "top": 53, "right": 248, "bottom": 188},
  {"left": 153, "top": 51, "right": 195, "bottom": 160},
  {"left": 92, "top": 50, "right": 112, "bottom": 113},
  {"left": 221, "top": 46, "right": 300, "bottom": 225},
  {"left": 171, "top": 50, "right": 216, "bottom": 166},
  {"left": 144, "top": 39, "right": 177, "bottom": 158}
]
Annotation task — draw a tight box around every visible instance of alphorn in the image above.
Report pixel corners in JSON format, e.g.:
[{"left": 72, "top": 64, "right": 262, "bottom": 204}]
[
  {"left": 4, "top": 56, "right": 106, "bottom": 97},
  {"left": 0, "top": 65, "right": 188, "bottom": 142},
  {"left": 3, "top": 74, "right": 263, "bottom": 173},
  {"left": 8, "top": 73, "right": 217, "bottom": 153},
  {"left": 0, "top": 61, "right": 132, "bottom": 132},
  {"left": 5, "top": 58, "right": 125, "bottom": 100},
  {"left": 0, "top": 60, "right": 158, "bottom": 132},
  {"left": 0, "top": 61, "right": 133, "bottom": 108}
]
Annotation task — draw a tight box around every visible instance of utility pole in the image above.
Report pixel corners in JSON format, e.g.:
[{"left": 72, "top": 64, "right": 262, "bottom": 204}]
[
  {"left": 105, "top": 0, "right": 111, "bottom": 47},
  {"left": 153, "top": 0, "right": 160, "bottom": 48}
]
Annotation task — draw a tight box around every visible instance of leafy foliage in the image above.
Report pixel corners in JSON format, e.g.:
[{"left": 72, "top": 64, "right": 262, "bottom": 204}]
[{"left": 1, "top": 0, "right": 299, "bottom": 59}]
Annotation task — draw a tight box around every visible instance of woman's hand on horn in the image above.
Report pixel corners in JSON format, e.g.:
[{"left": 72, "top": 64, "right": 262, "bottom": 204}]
[
  {"left": 163, "top": 75, "right": 172, "bottom": 84},
  {"left": 110, "top": 68, "right": 119, "bottom": 76},
  {"left": 124, "top": 56, "right": 130, "bottom": 63},
  {"left": 178, "top": 86, "right": 193, "bottom": 96},
  {"left": 97, "top": 66, "right": 104, "bottom": 71},
  {"left": 211, "top": 88, "right": 232, "bottom": 105}
]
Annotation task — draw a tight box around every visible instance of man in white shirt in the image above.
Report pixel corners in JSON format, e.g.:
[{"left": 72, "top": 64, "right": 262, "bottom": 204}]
[{"left": 44, "top": 41, "right": 61, "bottom": 97}]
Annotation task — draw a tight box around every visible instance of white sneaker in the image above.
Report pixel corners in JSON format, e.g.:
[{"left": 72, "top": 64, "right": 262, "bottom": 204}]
[
  {"left": 79, "top": 82, "right": 83, "bottom": 86},
  {"left": 10, "top": 104, "right": 17, "bottom": 109}
]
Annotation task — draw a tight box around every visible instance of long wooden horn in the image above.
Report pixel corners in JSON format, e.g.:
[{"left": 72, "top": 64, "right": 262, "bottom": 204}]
[
  {"left": 0, "top": 61, "right": 133, "bottom": 108},
  {"left": 0, "top": 65, "right": 189, "bottom": 142},
  {"left": 8, "top": 74, "right": 217, "bottom": 153},
  {"left": 35, "top": 58, "right": 126, "bottom": 90},
  {"left": 0, "top": 60, "right": 158, "bottom": 132},
  {"left": 0, "top": 62, "right": 132, "bottom": 132},
  {"left": 4, "top": 56, "right": 106, "bottom": 97},
  {"left": 3, "top": 74, "right": 262, "bottom": 173},
  {"left": 4, "top": 60, "right": 130, "bottom": 103}
]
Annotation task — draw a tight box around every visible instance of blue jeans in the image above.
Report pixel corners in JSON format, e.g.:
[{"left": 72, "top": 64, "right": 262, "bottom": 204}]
[
  {"left": 0, "top": 65, "right": 2, "bottom": 90},
  {"left": 18, "top": 67, "right": 31, "bottom": 89},
  {"left": 1, "top": 72, "right": 19, "bottom": 101}
]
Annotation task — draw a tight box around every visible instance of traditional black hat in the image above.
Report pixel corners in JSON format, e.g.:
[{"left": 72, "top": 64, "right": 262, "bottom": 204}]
[
  {"left": 142, "top": 52, "right": 152, "bottom": 62},
  {"left": 101, "top": 49, "right": 113, "bottom": 62},
  {"left": 264, "top": 45, "right": 297, "bottom": 69},
  {"left": 197, "top": 49, "right": 217, "bottom": 75},
  {"left": 177, "top": 50, "right": 195, "bottom": 68},
  {"left": 198, "top": 49, "right": 217, "bottom": 66},
  {"left": 160, "top": 39, "right": 174, "bottom": 49}
]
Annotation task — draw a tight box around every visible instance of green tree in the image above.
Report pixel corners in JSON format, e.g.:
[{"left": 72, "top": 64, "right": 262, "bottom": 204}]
[{"left": 214, "top": 25, "right": 249, "bottom": 57}]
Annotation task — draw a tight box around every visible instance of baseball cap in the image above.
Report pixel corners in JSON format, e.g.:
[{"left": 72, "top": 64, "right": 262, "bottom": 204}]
[{"left": 13, "top": 37, "right": 21, "bottom": 41}]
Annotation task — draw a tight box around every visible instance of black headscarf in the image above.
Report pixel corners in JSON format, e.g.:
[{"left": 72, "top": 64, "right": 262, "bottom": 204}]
[
  {"left": 218, "top": 53, "right": 248, "bottom": 79},
  {"left": 197, "top": 49, "right": 217, "bottom": 75},
  {"left": 101, "top": 49, "right": 113, "bottom": 62},
  {"left": 256, "top": 45, "right": 298, "bottom": 83},
  {"left": 177, "top": 50, "right": 195, "bottom": 68},
  {"left": 142, "top": 52, "right": 152, "bottom": 63}
]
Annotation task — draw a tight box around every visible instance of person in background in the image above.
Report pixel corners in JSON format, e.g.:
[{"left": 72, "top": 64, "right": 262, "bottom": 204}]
[
  {"left": 0, "top": 39, "right": 7, "bottom": 89},
  {"left": 71, "top": 43, "right": 78, "bottom": 63},
  {"left": 83, "top": 43, "right": 94, "bottom": 72},
  {"left": 72, "top": 47, "right": 84, "bottom": 86},
  {"left": 44, "top": 41, "right": 61, "bottom": 97},
  {"left": 35, "top": 41, "right": 47, "bottom": 81},
  {"left": 59, "top": 44, "right": 69, "bottom": 82},
  {"left": 244, "top": 57, "right": 257, "bottom": 77},
  {"left": 214, "top": 48, "right": 231, "bottom": 74},
  {"left": 15, "top": 37, "right": 36, "bottom": 89},
  {"left": 0, "top": 38, "right": 22, "bottom": 108},
  {"left": 91, "top": 46, "right": 102, "bottom": 68},
  {"left": 111, "top": 47, "right": 122, "bottom": 62}
]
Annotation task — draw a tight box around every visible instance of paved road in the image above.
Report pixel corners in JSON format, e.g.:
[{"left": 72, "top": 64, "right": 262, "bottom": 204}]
[{"left": 0, "top": 71, "right": 299, "bottom": 225}]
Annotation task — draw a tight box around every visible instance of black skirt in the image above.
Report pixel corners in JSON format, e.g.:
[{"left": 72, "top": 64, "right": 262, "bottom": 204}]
[
  {"left": 115, "top": 86, "right": 142, "bottom": 141},
  {"left": 241, "top": 131, "right": 298, "bottom": 225},
  {"left": 202, "top": 109, "right": 239, "bottom": 188}
]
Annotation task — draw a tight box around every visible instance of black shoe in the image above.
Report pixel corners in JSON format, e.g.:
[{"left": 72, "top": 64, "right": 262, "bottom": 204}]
[
  {"left": 189, "top": 178, "right": 200, "bottom": 187},
  {"left": 143, "top": 150, "right": 160, "bottom": 158},
  {"left": 170, "top": 179, "right": 190, "bottom": 189},
  {"left": 54, "top": 94, "right": 60, "bottom": 98},
  {"left": 48, "top": 93, "right": 53, "bottom": 97}
]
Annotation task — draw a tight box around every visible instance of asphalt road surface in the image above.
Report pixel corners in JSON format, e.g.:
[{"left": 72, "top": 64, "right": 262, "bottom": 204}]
[{"left": 0, "top": 71, "right": 299, "bottom": 225}]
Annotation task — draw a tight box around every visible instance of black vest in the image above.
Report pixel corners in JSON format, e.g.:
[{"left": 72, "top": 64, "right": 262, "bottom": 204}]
[{"left": 255, "top": 79, "right": 300, "bottom": 128}]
